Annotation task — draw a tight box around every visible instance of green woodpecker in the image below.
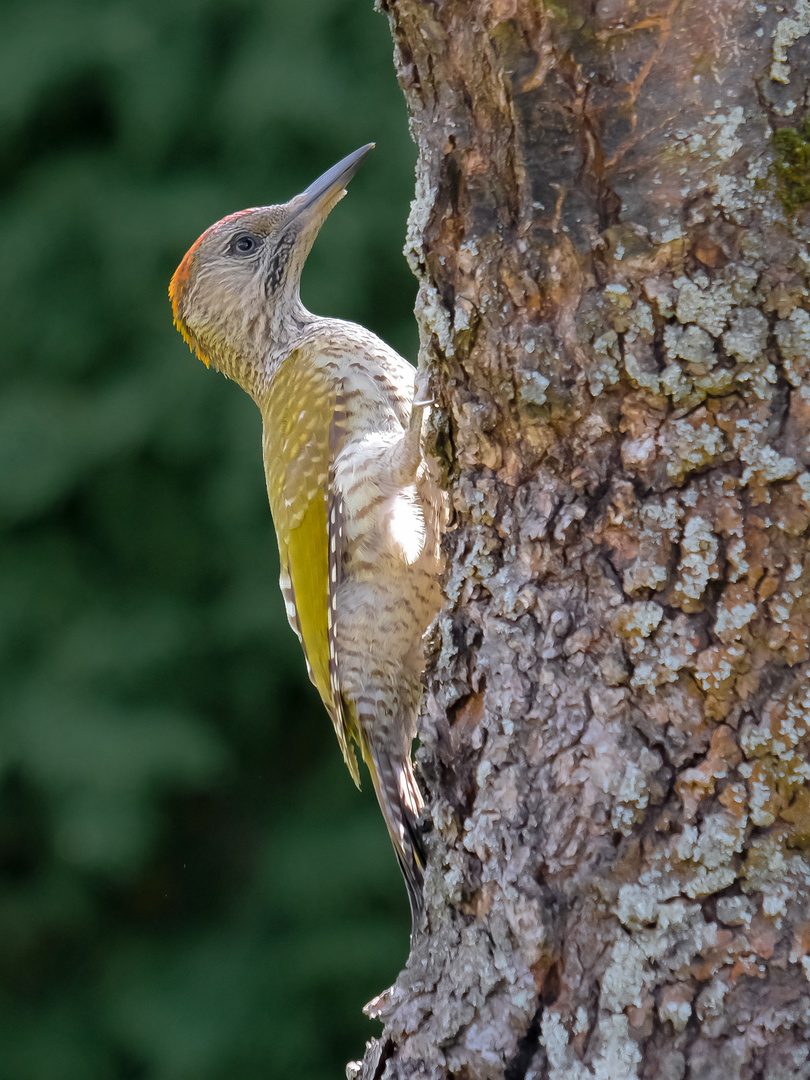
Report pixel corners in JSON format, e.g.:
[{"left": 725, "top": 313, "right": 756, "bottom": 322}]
[{"left": 169, "top": 145, "right": 442, "bottom": 932}]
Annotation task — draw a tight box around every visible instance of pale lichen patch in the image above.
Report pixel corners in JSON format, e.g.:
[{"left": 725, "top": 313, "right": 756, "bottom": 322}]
[
  {"left": 771, "top": 0, "right": 810, "bottom": 83},
  {"left": 673, "top": 809, "right": 747, "bottom": 897},
  {"left": 726, "top": 536, "right": 750, "bottom": 582},
  {"left": 741, "top": 683, "right": 810, "bottom": 760},
  {"left": 517, "top": 370, "right": 549, "bottom": 406},
  {"left": 742, "top": 835, "right": 810, "bottom": 914},
  {"left": 643, "top": 276, "right": 677, "bottom": 318},
  {"left": 664, "top": 323, "right": 715, "bottom": 369},
  {"left": 670, "top": 515, "right": 721, "bottom": 611},
  {"left": 600, "top": 935, "right": 649, "bottom": 1012},
  {"left": 675, "top": 278, "right": 734, "bottom": 336},
  {"left": 776, "top": 307, "right": 810, "bottom": 386},
  {"left": 716, "top": 894, "right": 756, "bottom": 927},
  {"left": 627, "top": 300, "right": 655, "bottom": 337},
  {"left": 622, "top": 549, "right": 669, "bottom": 593},
  {"left": 714, "top": 585, "right": 758, "bottom": 643},
  {"left": 734, "top": 357, "right": 779, "bottom": 401},
  {"left": 663, "top": 411, "right": 727, "bottom": 484},
  {"left": 615, "top": 883, "right": 662, "bottom": 929},
  {"left": 731, "top": 418, "right": 800, "bottom": 486},
  {"left": 622, "top": 495, "right": 682, "bottom": 594},
  {"left": 623, "top": 350, "right": 662, "bottom": 396},
  {"left": 659, "top": 361, "right": 700, "bottom": 405},
  {"left": 710, "top": 108, "right": 745, "bottom": 163},
  {"left": 604, "top": 283, "right": 632, "bottom": 311},
  {"left": 588, "top": 330, "right": 621, "bottom": 396},
  {"left": 762, "top": 881, "right": 793, "bottom": 921},
  {"left": 674, "top": 268, "right": 758, "bottom": 337},
  {"left": 615, "top": 601, "right": 664, "bottom": 641},
  {"left": 693, "top": 641, "right": 744, "bottom": 696},
  {"left": 418, "top": 279, "right": 455, "bottom": 356},
  {"left": 694, "top": 976, "right": 730, "bottom": 1032},
  {"left": 740, "top": 762, "right": 780, "bottom": 827},
  {"left": 608, "top": 752, "right": 661, "bottom": 834},
  {"left": 541, "top": 1011, "right": 591, "bottom": 1080},
  {"left": 657, "top": 985, "right": 693, "bottom": 1032},
  {"left": 723, "top": 307, "right": 769, "bottom": 364},
  {"left": 615, "top": 606, "right": 699, "bottom": 692}
]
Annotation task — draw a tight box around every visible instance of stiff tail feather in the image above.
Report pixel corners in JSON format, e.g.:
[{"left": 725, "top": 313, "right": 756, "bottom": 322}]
[{"left": 366, "top": 740, "right": 426, "bottom": 938}]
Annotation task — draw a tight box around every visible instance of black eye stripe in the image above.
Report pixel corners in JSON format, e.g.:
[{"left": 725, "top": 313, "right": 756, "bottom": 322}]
[{"left": 265, "top": 231, "right": 296, "bottom": 295}]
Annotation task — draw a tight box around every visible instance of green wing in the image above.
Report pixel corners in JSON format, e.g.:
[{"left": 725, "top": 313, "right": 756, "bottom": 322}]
[{"left": 261, "top": 353, "right": 359, "bottom": 785}]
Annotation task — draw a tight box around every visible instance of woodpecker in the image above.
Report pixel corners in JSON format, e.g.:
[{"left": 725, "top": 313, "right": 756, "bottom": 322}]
[{"left": 169, "top": 145, "right": 443, "bottom": 933}]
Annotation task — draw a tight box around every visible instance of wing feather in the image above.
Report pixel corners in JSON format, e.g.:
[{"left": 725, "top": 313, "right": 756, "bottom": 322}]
[{"left": 262, "top": 353, "right": 359, "bottom": 784}]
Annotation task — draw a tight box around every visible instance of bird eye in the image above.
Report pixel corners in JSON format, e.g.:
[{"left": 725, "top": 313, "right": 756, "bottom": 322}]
[{"left": 232, "top": 233, "right": 260, "bottom": 255}]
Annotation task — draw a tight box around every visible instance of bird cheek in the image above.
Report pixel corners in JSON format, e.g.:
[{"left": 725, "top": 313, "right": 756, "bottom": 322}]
[{"left": 175, "top": 305, "right": 214, "bottom": 369}]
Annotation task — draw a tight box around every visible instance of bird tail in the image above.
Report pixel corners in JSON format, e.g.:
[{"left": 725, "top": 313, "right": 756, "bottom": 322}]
[{"left": 364, "top": 736, "right": 426, "bottom": 939}]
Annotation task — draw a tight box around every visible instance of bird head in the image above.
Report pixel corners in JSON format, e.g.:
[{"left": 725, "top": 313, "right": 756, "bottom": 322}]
[{"left": 169, "top": 143, "right": 374, "bottom": 387}]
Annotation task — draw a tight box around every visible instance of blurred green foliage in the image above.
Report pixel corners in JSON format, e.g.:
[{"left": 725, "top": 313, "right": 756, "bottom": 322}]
[{"left": 0, "top": 1, "right": 417, "bottom": 1076}]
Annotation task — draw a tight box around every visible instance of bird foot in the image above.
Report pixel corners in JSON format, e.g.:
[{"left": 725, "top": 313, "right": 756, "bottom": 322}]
[{"left": 412, "top": 364, "right": 434, "bottom": 408}]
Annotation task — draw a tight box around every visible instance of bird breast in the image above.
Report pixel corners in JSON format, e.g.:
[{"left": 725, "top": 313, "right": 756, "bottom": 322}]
[{"left": 335, "top": 433, "right": 429, "bottom": 572}]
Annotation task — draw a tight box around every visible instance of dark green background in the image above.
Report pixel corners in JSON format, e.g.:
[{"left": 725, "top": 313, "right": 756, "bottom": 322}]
[{"left": 0, "top": 1, "right": 417, "bottom": 1076}]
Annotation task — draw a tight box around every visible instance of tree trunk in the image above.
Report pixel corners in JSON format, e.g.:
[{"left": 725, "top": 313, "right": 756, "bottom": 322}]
[{"left": 353, "top": 1, "right": 810, "bottom": 1076}]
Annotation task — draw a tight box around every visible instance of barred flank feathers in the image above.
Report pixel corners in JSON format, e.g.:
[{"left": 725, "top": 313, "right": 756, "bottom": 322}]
[{"left": 363, "top": 732, "right": 426, "bottom": 936}]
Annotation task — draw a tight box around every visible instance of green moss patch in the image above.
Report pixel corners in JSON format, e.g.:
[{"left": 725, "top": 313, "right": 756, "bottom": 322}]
[{"left": 773, "top": 116, "right": 810, "bottom": 213}]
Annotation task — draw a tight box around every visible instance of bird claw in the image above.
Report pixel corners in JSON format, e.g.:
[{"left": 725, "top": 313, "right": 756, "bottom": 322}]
[{"left": 412, "top": 366, "right": 434, "bottom": 408}]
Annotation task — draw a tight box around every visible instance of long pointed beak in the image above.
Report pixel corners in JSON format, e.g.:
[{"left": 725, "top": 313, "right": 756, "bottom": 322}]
[{"left": 286, "top": 143, "right": 375, "bottom": 226}]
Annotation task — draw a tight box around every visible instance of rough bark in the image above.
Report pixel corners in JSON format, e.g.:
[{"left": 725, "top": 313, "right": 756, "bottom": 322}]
[{"left": 352, "top": 2, "right": 810, "bottom": 1077}]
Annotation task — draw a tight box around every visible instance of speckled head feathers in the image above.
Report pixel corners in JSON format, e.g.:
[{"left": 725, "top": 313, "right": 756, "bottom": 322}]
[
  {"left": 169, "top": 209, "right": 256, "bottom": 320},
  {"left": 168, "top": 145, "right": 375, "bottom": 381}
]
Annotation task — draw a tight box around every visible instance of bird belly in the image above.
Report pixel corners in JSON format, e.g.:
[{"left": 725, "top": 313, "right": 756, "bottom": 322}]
[{"left": 331, "top": 432, "right": 441, "bottom": 727}]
